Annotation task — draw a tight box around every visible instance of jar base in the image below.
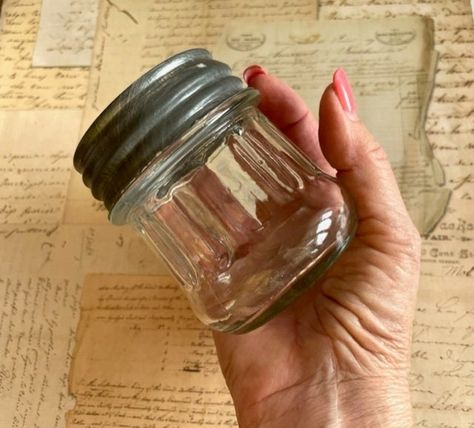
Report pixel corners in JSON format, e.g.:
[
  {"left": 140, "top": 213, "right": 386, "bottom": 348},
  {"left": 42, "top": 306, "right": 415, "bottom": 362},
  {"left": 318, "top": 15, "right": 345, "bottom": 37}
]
[{"left": 209, "top": 225, "right": 355, "bottom": 334}]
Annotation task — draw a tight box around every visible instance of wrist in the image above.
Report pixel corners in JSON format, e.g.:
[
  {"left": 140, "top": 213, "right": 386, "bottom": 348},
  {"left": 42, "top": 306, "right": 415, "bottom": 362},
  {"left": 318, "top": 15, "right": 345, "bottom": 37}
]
[
  {"left": 336, "top": 377, "right": 412, "bottom": 427},
  {"left": 235, "top": 376, "right": 412, "bottom": 428}
]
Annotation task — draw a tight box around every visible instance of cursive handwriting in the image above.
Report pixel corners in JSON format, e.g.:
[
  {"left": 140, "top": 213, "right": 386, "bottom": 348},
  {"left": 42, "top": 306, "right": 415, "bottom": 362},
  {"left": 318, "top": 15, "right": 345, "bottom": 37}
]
[
  {"left": 68, "top": 275, "right": 238, "bottom": 427},
  {"left": 33, "top": 0, "right": 99, "bottom": 67},
  {"left": 0, "top": 0, "right": 89, "bottom": 109}
]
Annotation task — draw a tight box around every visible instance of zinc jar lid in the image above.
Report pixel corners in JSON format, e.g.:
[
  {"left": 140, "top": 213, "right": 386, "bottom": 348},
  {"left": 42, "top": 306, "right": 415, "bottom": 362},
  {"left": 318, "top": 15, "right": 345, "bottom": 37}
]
[{"left": 73, "top": 48, "right": 246, "bottom": 214}]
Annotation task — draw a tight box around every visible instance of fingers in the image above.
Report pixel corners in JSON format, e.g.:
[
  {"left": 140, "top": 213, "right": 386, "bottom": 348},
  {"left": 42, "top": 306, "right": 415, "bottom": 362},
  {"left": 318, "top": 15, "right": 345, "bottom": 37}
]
[
  {"left": 243, "top": 65, "right": 417, "bottom": 241},
  {"left": 318, "top": 69, "right": 416, "bottom": 236},
  {"left": 243, "top": 65, "right": 334, "bottom": 174}
]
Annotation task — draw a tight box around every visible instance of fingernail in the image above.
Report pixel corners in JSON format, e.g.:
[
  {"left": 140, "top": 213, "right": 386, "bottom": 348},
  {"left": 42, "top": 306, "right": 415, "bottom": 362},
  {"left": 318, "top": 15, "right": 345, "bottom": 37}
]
[
  {"left": 243, "top": 65, "right": 267, "bottom": 84},
  {"left": 333, "top": 68, "right": 358, "bottom": 121}
]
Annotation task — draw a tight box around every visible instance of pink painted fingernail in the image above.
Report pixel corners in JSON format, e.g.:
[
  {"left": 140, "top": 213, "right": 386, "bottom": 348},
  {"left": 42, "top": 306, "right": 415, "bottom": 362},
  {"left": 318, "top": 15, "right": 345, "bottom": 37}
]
[
  {"left": 243, "top": 65, "right": 267, "bottom": 84},
  {"left": 333, "top": 68, "right": 358, "bottom": 120}
]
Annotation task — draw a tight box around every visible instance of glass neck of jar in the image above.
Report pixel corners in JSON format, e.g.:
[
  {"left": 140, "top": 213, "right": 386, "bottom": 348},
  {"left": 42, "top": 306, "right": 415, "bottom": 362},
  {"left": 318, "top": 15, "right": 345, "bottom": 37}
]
[{"left": 109, "top": 88, "right": 260, "bottom": 225}]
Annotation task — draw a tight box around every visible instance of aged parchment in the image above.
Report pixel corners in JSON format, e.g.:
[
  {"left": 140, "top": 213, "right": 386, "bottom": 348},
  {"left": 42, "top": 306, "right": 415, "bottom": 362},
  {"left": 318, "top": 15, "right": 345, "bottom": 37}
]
[
  {"left": 0, "top": 0, "right": 89, "bottom": 109},
  {"left": 67, "top": 275, "right": 237, "bottom": 427},
  {"left": 0, "top": 223, "right": 166, "bottom": 428},
  {"left": 410, "top": 276, "right": 474, "bottom": 426},
  {"left": 0, "top": 110, "right": 165, "bottom": 428},
  {"left": 0, "top": 110, "right": 82, "bottom": 225},
  {"left": 0, "top": 275, "right": 81, "bottom": 428},
  {"left": 0, "top": 0, "right": 472, "bottom": 426},
  {"left": 33, "top": 0, "right": 99, "bottom": 67}
]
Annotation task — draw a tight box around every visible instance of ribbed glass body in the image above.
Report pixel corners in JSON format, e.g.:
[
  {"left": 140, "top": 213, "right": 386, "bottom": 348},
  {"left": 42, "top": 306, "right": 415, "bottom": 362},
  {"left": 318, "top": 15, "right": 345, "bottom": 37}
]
[{"left": 111, "top": 92, "right": 356, "bottom": 333}]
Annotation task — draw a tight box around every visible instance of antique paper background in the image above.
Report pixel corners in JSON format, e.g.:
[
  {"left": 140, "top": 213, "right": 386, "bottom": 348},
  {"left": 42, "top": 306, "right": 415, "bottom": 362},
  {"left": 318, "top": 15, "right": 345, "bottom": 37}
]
[{"left": 0, "top": 0, "right": 472, "bottom": 427}]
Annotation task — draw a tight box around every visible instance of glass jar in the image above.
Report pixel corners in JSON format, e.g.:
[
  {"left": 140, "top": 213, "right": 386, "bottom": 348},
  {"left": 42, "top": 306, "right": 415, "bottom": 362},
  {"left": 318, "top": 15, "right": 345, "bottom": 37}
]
[{"left": 74, "top": 49, "right": 357, "bottom": 333}]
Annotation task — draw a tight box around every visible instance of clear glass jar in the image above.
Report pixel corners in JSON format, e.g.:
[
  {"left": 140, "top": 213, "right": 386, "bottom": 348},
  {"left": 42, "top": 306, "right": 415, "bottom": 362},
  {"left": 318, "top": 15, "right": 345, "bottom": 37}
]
[{"left": 74, "top": 49, "right": 357, "bottom": 333}]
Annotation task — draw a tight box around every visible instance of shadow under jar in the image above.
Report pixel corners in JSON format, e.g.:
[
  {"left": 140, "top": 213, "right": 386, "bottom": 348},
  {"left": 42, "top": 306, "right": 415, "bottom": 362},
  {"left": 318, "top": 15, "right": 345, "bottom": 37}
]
[{"left": 74, "top": 49, "right": 357, "bottom": 334}]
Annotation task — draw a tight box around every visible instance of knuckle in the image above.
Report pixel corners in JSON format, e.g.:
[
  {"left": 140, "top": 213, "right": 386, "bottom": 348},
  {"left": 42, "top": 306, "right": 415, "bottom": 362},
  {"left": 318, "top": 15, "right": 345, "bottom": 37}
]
[{"left": 366, "top": 142, "right": 390, "bottom": 165}]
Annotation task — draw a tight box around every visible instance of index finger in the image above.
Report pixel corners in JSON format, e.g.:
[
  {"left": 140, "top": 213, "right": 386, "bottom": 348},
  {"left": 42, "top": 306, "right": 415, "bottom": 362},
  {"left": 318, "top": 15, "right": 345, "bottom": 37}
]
[{"left": 243, "top": 65, "right": 334, "bottom": 175}]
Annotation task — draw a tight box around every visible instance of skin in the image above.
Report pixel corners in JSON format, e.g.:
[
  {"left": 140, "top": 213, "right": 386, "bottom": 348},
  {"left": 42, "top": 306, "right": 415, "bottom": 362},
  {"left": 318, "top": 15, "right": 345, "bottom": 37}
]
[{"left": 212, "top": 72, "right": 421, "bottom": 427}]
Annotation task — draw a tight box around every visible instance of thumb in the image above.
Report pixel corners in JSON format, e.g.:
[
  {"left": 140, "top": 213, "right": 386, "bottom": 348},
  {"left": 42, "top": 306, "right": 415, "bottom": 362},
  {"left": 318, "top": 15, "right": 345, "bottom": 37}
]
[{"left": 319, "top": 69, "right": 417, "bottom": 239}]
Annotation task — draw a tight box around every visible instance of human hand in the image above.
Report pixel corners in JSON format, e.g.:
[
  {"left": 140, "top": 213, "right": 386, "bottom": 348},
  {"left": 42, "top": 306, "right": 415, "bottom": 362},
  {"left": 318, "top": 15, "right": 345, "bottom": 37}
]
[{"left": 213, "top": 67, "right": 421, "bottom": 428}]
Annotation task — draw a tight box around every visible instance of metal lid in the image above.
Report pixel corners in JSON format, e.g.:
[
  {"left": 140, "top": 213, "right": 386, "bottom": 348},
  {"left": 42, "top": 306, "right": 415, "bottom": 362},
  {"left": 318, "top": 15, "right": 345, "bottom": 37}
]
[{"left": 73, "top": 49, "right": 246, "bottom": 212}]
